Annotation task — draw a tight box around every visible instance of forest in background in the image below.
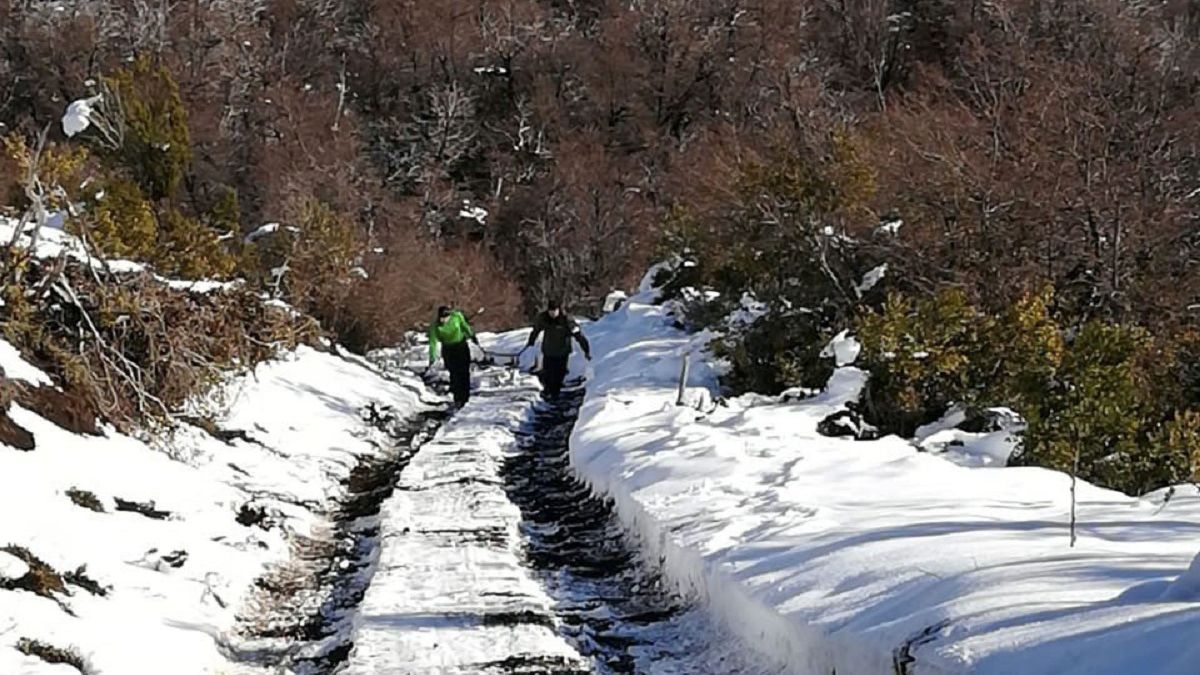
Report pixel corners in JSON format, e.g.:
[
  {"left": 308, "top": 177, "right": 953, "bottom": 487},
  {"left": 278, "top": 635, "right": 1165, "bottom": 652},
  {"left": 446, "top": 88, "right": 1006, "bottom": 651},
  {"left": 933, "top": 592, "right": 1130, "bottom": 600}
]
[{"left": 1, "top": 0, "right": 1199, "bottom": 493}]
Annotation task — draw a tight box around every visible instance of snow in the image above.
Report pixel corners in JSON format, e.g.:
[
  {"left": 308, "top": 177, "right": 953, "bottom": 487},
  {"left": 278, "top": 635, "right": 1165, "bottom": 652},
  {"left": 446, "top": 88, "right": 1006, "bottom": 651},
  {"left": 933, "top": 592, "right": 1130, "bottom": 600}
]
[
  {"left": 344, "top": 371, "right": 586, "bottom": 672},
  {"left": 0, "top": 342, "right": 427, "bottom": 675},
  {"left": 243, "top": 222, "right": 280, "bottom": 243},
  {"left": 855, "top": 262, "right": 887, "bottom": 295},
  {"left": 62, "top": 96, "right": 100, "bottom": 137},
  {"left": 638, "top": 260, "right": 677, "bottom": 294},
  {"left": 727, "top": 292, "right": 769, "bottom": 329},
  {"left": 0, "top": 551, "right": 29, "bottom": 581},
  {"left": 603, "top": 289, "right": 628, "bottom": 313},
  {"left": 877, "top": 218, "right": 904, "bottom": 235},
  {"left": 0, "top": 340, "right": 54, "bottom": 387},
  {"left": 1161, "top": 551, "right": 1200, "bottom": 602},
  {"left": 458, "top": 201, "right": 488, "bottom": 224},
  {"left": 915, "top": 407, "right": 1024, "bottom": 468},
  {"left": 567, "top": 283, "right": 1200, "bottom": 675},
  {"left": 820, "top": 329, "right": 861, "bottom": 367}
]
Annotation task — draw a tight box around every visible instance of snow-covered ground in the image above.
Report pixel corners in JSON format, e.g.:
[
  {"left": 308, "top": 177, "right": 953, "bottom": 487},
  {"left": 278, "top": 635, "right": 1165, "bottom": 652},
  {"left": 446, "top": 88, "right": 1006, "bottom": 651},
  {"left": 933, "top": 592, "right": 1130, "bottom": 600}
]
[
  {"left": 567, "top": 280, "right": 1200, "bottom": 675},
  {"left": 344, "top": 366, "right": 588, "bottom": 673},
  {"left": 0, "top": 342, "right": 427, "bottom": 674}
]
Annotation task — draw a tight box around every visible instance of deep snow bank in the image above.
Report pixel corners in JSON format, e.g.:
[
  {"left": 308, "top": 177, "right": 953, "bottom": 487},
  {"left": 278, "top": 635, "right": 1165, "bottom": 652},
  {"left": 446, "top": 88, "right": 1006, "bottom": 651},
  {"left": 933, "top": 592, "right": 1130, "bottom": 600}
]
[
  {"left": 0, "top": 342, "right": 426, "bottom": 674},
  {"left": 570, "top": 287, "right": 1200, "bottom": 675}
]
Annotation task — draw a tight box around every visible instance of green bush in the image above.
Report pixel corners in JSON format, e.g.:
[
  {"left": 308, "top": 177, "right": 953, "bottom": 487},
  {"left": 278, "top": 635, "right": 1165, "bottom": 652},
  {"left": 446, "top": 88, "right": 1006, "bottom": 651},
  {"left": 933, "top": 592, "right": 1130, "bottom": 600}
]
[
  {"left": 713, "top": 309, "right": 834, "bottom": 395},
  {"left": 3, "top": 134, "right": 89, "bottom": 212},
  {"left": 103, "top": 56, "right": 193, "bottom": 201},
  {"left": 206, "top": 187, "right": 241, "bottom": 236},
  {"left": 1012, "top": 323, "right": 1199, "bottom": 494},
  {"left": 853, "top": 285, "right": 1197, "bottom": 495},
  {"left": 82, "top": 177, "right": 158, "bottom": 259},
  {"left": 243, "top": 197, "right": 363, "bottom": 314},
  {"left": 982, "top": 287, "right": 1064, "bottom": 412},
  {"left": 856, "top": 289, "right": 989, "bottom": 436},
  {"left": 77, "top": 179, "right": 234, "bottom": 278},
  {"left": 660, "top": 140, "right": 882, "bottom": 396},
  {"left": 156, "top": 209, "right": 235, "bottom": 279},
  {"left": 1015, "top": 321, "right": 1148, "bottom": 479}
]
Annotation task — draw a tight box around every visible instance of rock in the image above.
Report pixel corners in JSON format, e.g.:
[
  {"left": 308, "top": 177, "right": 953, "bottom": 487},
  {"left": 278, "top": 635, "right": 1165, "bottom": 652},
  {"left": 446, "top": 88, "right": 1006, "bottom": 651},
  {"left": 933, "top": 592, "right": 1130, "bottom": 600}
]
[{"left": 817, "top": 407, "right": 880, "bottom": 441}]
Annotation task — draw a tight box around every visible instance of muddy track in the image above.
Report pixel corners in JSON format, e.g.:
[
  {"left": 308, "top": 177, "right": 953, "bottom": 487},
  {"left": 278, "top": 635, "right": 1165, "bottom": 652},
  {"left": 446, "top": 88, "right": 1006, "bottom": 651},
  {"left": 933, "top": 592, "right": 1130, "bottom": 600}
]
[{"left": 228, "top": 405, "right": 446, "bottom": 674}]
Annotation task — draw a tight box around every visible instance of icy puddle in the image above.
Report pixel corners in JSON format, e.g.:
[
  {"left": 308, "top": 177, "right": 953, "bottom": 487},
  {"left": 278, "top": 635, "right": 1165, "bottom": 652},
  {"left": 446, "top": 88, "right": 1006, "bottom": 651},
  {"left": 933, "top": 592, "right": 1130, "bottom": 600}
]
[{"left": 342, "top": 365, "right": 776, "bottom": 674}]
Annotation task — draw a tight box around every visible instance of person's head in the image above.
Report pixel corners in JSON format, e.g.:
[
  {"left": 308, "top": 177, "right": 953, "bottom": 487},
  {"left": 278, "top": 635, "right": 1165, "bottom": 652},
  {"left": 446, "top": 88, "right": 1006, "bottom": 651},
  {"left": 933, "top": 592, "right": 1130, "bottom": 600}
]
[
  {"left": 547, "top": 300, "right": 562, "bottom": 318},
  {"left": 437, "top": 306, "right": 452, "bottom": 324}
]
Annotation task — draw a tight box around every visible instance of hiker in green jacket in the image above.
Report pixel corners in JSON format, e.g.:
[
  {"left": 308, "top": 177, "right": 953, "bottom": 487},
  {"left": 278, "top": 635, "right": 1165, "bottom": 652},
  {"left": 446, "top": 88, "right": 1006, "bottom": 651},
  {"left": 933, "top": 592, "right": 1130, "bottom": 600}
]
[
  {"left": 428, "top": 306, "right": 480, "bottom": 406},
  {"left": 522, "top": 300, "right": 591, "bottom": 399}
]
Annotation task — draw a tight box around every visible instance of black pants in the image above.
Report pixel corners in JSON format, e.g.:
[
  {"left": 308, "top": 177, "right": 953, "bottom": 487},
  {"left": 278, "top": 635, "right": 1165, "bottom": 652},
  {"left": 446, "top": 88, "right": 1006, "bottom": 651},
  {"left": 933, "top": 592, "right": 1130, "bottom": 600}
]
[
  {"left": 442, "top": 340, "right": 472, "bottom": 405},
  {"left": 540, "top": 354, "right": 570, "bottom": 397}
]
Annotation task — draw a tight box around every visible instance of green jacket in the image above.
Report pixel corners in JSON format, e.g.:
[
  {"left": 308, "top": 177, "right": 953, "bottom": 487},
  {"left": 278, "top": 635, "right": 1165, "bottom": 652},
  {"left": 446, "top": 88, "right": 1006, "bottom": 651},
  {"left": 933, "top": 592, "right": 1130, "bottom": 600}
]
[{"left": 428, "top": 310, "right": 475, "bottom": 361}]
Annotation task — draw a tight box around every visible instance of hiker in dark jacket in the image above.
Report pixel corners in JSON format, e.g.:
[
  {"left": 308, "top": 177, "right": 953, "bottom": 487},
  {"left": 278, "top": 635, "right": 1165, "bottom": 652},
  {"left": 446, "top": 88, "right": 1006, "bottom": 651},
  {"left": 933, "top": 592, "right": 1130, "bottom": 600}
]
[
  {"left": 428, "top": 305, "right": 480, "bottom": 406},
  {"left": 523, "top": 300, "right": 591, "bottom": 398}
]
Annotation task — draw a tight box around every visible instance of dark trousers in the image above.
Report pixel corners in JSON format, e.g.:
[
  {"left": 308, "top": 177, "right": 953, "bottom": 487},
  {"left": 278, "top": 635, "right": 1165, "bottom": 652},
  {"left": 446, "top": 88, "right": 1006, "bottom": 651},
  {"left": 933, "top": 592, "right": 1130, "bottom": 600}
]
[
  {"left": 540, "top": 354, "right": 570, "bottom": 397},
  {"left": 442, "top": 340, "right": 472, "bottom": 405}
]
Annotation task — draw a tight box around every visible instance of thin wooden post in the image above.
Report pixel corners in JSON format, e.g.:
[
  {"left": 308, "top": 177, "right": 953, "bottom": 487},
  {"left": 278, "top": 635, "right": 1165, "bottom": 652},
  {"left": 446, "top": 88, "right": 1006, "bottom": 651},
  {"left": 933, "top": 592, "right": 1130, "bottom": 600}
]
[{"left": 676, "top": 352, "right": 690, "bottom": 406}]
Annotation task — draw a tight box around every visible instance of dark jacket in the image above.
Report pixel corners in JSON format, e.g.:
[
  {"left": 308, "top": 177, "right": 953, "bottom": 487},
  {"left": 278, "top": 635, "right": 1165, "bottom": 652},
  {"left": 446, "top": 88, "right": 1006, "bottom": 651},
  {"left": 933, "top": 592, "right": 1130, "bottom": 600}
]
[{"left": 527, "top": 311, "right": 590, "bottom": 358}]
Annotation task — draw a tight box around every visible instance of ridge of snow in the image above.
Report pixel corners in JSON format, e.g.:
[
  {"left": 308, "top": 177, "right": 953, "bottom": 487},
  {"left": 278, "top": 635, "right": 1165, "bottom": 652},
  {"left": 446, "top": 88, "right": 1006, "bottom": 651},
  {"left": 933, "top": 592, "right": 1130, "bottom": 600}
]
[
  {"left": 638, "top": 260, "right": 679, "bottom": 294},
  {"left": 243, "top": 222, "right": 280, "bottom": 243},
  {"left": 603, "top": 289, "right": 629, "bottom": 313},
  {"left": 1162, "top": 552, "right": 1200, "bottom": 602},
  {"left": 567, "top": 286, "right": 1200, "bottom": 675},
  {"left": 727, "top": 292, "right": 769, "bottom": 329}
]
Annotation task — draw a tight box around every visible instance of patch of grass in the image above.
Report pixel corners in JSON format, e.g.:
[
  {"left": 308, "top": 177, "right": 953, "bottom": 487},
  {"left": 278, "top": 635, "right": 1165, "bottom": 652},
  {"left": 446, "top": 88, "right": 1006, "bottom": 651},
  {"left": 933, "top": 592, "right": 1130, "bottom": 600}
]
[
  {"left": 14, "top": 384, "right": 101, "bottom": 436},
  {"left": 64, "top": 566, "right": 108, "bottom": 597},
  {"left": 0, "top": 545, "right": 65, "bottom": 598},
  {"left": 66, "top": 488, "right": 106, "bottom": 513},
  {"left": 16, "top": 638, "right": 89, "bottom": 674},
  {"left": 113, "top": 497, "right": 171, "bottom": 520},
  {"left": 0, "top": 410, "right": 35, "bottom": 450},
  {"left": 236, "top": 503, "right": 270, "bottom": 529}
]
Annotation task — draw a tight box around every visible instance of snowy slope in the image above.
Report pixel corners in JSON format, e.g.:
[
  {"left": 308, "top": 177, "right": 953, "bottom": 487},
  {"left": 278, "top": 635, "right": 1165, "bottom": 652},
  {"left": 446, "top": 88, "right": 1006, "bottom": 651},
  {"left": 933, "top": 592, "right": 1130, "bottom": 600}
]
[
  {"left": 568, "top": 282, "right": 1200, "bottom": 675},
  {"left": 0, "top": 343, "right": 427, "bottom": 674}
]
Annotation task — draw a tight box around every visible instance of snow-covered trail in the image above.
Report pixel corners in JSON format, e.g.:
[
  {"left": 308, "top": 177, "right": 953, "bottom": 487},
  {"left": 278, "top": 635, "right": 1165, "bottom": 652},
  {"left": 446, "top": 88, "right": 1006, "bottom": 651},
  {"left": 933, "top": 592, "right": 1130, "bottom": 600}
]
[
  {"left": 506, "top": 388, "right": 784, "bottom": 674},
  {"left": 231, "top": 405, "right": 446, "bottom": 673},
  {"left": 344, "top": 367, "right": 587, "bottom": 673},
  {"left": 344, "top": 363, "right": 776, "bottom": 673}
]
